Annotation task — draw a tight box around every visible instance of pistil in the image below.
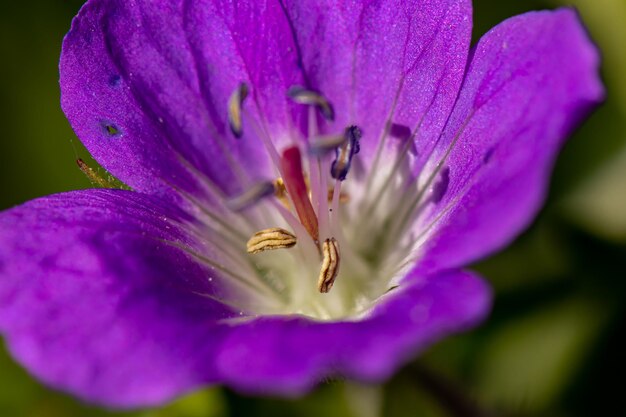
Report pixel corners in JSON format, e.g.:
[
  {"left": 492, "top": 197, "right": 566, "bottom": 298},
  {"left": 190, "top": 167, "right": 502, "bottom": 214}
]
[{"left": 280, "top": 146, "right": 320, "bottom": 244}]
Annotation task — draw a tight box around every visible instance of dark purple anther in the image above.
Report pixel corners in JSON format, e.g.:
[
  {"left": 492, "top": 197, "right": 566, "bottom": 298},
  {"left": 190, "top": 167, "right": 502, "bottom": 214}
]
[{"left": 331, "top": 125, "right": 362, "bottom": 181}]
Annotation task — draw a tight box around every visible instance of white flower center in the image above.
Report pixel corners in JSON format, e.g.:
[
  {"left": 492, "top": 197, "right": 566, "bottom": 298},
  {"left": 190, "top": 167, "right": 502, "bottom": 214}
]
[{"left": 190, "top": 86, "right": 449, "bottom": 321}]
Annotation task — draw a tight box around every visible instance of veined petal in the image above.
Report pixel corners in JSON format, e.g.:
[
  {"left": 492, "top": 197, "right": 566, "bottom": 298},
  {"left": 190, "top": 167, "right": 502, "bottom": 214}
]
[
  {"left": 280, "top": 0, "right": 472, "bottom": 160},
  {"left": 215, "top": 269, "right": 490, "bottom": 394},
  {"left": 418, "top": 9, "right": 604, "bottom": 273},
  {"left": 0, "top": 190, "right": 235, "bottom": 407},
  {"left": 0, "top": 190, "right": 490, "bottom": 404},
  {"left": 60, "top": 0, "right": 305, "bottom": 200},
  {"left": 183, "top": 0, "right": 307, "bottom": 149}
]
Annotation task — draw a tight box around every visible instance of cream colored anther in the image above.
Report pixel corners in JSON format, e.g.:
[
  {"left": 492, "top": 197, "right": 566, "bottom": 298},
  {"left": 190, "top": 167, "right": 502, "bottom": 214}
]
[
  {"left": 246, "top": 228, "right": 297, "bottom": 254},
  {"left": 318, "top": 238, "right": 340, "bottom": 293}
]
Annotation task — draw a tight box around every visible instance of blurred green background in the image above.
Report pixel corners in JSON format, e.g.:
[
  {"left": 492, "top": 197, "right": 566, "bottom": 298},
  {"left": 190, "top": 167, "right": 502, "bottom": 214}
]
[{"left": 1, "top": 0, "right": 625, "bottom": 416}]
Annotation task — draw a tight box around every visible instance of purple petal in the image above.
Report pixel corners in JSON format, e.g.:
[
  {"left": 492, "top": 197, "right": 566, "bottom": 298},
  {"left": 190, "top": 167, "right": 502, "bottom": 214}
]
[
  {"left": 0, "top": 190, "right": 234, "bottom": 407},
  {"left": 60, "top": 0, "right": 305, "bottom": 199},
  {"left": 0, "top": 190, "right": 490, "bottom": 405},
  {"left": 280, "top": 0, "right": 472, "bottom": 161},
  {"left": 215, "top": 269, "right": 490, "bottom": 395},
  {"left": 418, "top": 9, "right": 604, "bottom": 273}
]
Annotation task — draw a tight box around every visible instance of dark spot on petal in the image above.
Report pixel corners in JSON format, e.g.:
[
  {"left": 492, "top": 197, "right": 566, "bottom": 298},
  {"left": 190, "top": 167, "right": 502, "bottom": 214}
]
[
  {"left": 483, "top": 147, "right": 495, "bottom": 164},
  {"left": 108, "top": 75, "right": 122, "bottom": 88},
  {"left": 431, "top": 166, "right": 450, "bottom": 204},
  {"left": 389, "top": 123, "right": 412, "bottom": 141},
  {"left": 101, "top": 121, "right": 121, "bottom": 137}
]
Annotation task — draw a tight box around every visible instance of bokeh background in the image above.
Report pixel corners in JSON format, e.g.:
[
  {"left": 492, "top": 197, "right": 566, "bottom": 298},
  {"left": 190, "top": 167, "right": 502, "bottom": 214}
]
[{"left": 1, "top": 0, "right": 625, "bottom": 416}]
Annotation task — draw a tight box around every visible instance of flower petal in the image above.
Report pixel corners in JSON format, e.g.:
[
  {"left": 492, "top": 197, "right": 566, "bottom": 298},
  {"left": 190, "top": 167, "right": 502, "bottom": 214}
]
[
  {"left": 0, "top": 190, "right": 490, "bottom": 404},
  {"left": 418, "top": 9, "right": 604, "bottom": 273},
  {"left": 280, "top": 0, "right": 472, "bottom": 160},
  {"left": 60, "top": 0, "right": 305, "bottom": 199},
  {"left": 214, "top": 269, "right": 490, "bottom": 395},
  {"left": 0, "top": 190, "right": 234, "bottom": 407}
]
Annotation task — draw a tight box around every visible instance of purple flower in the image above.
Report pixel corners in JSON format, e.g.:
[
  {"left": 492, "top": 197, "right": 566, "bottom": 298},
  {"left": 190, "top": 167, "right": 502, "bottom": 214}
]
[{"left": 0, "top": 0, "right": 603, "bottom": 408}]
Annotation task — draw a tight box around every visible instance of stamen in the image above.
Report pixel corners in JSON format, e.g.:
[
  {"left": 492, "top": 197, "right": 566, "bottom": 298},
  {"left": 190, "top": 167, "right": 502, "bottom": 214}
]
[
  {"left": 389, "top": 122, "right": 417, "bottom": 155},
  {"left": 384, "top": 117, "right": 473, "bottom": 248},
  {"left": 287, "top": 86, "right": 335, "bottom": 121},
  {"left": 327, "top": 188, "right": 349, "bottom": 204},
  {"left": 329, "top": 179, "right": 343, "bottom": 231},
  {"left": 318, "top": 238, "right": 340, "bottom": 293},
  {"left": 161, "top": 238, "right": 284, "bottom": 301},
  {"left": 225, "top": 181, "right": 275, "bottom": 212},
  {"left": 388, "top": 122, "right": 412, "bottom": 141},
  {"left": 228, "top": 82, "right": 249, "bottom": 138},
  {"left": 76, "top": 159, "right": 116, "bottom": 188},
  {"left": 308, "top": 134, "right": 347, "bottom": 156},
  {"left": 280, "top": 146, "right": 320, "bottom": 243},
  {"left": 246, "top": 228, "right": 297, "bottom": 254},
  {"left": 331, "top": 125, "right": 362, "bottom": 181},
  {"left": 273, "top": 178, "right": 290, "bottom": 206}
]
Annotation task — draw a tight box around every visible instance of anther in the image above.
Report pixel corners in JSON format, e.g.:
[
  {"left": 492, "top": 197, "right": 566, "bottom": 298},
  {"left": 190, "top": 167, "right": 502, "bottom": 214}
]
[
  {"left": 273, "top": 178, "right": 291, "bottom": 207},
  {"left": 308, "top": 134, "right": 347, "bottom": 156},
  {"left": 287, "top": 86, "right": 335, "bottom": 121},
  {"left": 430, "top": 166, "right": 450, "bottom": 204},
  {"left": 389, "top": 122, "right": 417, "bottom": 155},
  {"left": 228, "top": 82, "right": 249, "bottom": 138},
  {"left": 331, "top": 125, "right": 362, "bottom": 181},
  {"left": 388, "top": 122, "right": 412, "bottom": 141},
  {"left": 246, "top": 228, "right": 297, "bottom": 254},
  {"left": 76, "top": 159, "right": 116, "bottom": 188},
  {"left": 225, "top": 181, "right": 275, "bottom": 211},
  {"left": 318, "top": 238, "right": 340, "bottom": 293}
]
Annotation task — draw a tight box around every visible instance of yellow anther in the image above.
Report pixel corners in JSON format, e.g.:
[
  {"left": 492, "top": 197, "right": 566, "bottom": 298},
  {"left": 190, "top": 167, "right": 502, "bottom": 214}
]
[
  {"left": 228, "top": 82, "right": 249, "bottom": 138},
  {"left": 273, "top": 177, "right": 293, "bottom": 209},
  {"left": 318, "top": 238, "right": 340, "bottom": 293},
  {"left": 246, "top": 228, "right": 297, "bottom": 254}
]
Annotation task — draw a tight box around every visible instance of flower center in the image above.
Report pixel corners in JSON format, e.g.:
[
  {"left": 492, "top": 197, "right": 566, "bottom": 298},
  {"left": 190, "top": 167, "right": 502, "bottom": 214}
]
[{"left": 186, "top": 84, "right": 450, "bottom": 321}]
